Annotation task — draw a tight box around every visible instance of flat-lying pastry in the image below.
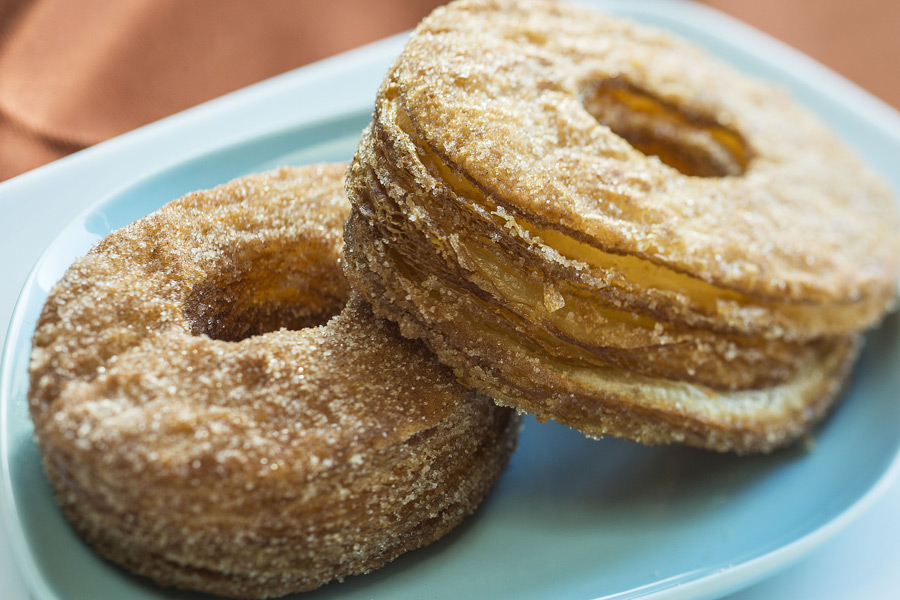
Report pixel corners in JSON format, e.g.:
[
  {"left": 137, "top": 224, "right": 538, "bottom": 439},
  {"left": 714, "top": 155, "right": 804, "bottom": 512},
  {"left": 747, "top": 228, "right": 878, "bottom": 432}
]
[{"left": 28, "top": 164, "right": 519, "bottom": 598}]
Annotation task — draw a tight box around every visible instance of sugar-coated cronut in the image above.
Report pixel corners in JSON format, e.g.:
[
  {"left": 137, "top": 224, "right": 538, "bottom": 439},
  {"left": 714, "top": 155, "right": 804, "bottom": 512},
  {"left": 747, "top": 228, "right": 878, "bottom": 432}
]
[
  {"left": 343, "top": 0, "right": 899, "bottom": 453},
  {"left": 28, "top": 164, "right": 519, "bottom": 598}
]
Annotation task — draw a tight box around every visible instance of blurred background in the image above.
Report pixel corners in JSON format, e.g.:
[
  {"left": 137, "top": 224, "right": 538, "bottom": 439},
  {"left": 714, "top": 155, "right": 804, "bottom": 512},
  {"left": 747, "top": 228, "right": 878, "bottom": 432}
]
[{"left": 0, "top": 0, "right": 897, "bottom": 181}]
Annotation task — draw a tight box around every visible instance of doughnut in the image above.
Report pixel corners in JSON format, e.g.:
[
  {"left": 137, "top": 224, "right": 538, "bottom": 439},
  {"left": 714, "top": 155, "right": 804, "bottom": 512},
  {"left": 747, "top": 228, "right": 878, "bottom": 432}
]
[
  {"left": 27, "top": 164, "right": 519, "bottom": 598},
  {"left": 343, "top": 0, "right": 900, "bottom": 453}
]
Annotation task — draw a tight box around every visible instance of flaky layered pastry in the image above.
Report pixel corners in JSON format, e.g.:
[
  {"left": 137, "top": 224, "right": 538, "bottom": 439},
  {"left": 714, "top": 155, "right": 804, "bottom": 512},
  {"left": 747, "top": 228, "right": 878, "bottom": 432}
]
[
  {"left": 28, "top": 164, "right": 518, "bottom": 598},
  {"left": 344, "top": 0, "right": 900, "bottom": 453}
]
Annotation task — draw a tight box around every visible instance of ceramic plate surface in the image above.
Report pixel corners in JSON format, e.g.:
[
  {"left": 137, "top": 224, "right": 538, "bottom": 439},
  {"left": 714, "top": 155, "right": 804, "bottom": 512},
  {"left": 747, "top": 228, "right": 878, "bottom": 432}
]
[{"left": 3, "top": 3, "right": 900, "bottom": 600}]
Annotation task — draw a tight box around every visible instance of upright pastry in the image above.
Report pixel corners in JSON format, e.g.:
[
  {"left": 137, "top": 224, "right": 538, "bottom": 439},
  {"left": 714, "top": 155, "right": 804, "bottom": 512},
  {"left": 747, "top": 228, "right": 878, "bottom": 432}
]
[
  {"left": 344, "top": 0, "right": 900, "bottom": 453},
  {"left": 28, "top": 164, "right": 519, "bottom": 598}
]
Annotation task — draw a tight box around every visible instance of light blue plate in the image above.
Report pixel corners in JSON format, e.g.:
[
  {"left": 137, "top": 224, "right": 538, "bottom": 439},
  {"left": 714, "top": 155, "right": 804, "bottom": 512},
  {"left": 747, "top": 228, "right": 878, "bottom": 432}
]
[{"left": 3, "top": 4, "right": 900, "bottom": 600}]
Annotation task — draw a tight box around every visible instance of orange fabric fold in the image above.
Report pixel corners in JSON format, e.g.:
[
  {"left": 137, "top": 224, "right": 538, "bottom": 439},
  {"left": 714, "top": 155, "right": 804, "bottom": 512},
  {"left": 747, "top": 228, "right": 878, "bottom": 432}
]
[{"left": 0, "top": 0, "right": 444, "bottom": 180}]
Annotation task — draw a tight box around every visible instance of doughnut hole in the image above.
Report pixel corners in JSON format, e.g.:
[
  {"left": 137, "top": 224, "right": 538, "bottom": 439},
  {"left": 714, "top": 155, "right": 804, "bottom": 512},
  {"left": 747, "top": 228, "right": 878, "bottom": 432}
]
[
  {"left": 183, "top": 242, "right": 350, "bottom": 342},
  {"left": 580, "top": 79, "right": 751, "bottom": 177}
]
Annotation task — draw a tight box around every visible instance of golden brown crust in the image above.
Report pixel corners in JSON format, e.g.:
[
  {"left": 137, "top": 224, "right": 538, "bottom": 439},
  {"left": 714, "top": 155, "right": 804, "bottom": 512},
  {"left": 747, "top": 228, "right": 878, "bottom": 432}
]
[
  {"left": 28, "top": 164, "right": 519, "bottom": 598},
  {"left": 342, "top": 0, "right": 898, "bottom": 452},
  {"left": 344, "top": 206, "right": 859, "bottom": 454}
]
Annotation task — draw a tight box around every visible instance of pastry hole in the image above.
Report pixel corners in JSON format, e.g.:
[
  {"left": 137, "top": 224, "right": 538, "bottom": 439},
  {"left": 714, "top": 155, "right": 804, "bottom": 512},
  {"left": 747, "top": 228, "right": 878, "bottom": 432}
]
[
  {"left": 580, "top": 79, "right": 750, "bottom": 177},
  {"left": 184, "top": 249, "right": 349, "bottom": 342}
]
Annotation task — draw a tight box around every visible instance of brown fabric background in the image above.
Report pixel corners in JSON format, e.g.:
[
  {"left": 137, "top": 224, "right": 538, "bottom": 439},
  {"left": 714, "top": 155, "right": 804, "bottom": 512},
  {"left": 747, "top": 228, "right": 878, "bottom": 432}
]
[{"left": 0, "top": 0, "right": 897, "bottom": 181}]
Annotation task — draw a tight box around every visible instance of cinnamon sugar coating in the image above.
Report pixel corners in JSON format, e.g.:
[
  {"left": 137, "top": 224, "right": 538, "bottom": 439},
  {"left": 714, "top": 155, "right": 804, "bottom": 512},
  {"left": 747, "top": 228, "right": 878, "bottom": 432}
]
[
  {"left": 28, "top": 164, "right": 518, "bottom": 598},
  {"left": 343, "top": 0, "right": 898, "bottom": 452}
]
